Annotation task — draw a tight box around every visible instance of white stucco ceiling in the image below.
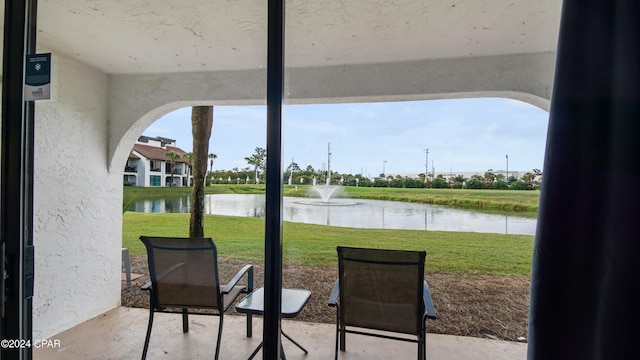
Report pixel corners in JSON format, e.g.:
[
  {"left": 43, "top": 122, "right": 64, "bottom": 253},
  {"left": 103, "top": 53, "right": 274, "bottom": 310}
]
[{"left": 31, "top": 0, "right": 562, "bottom": 75}]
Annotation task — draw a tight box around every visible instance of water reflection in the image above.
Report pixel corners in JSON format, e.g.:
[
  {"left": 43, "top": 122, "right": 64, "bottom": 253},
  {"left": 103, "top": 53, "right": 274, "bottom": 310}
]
[
  {"left": 128, "top": 196, "right": 191, "bottom": 213},
  {"left": 128, "top": 194, "right": 537, "bottom": 236}
]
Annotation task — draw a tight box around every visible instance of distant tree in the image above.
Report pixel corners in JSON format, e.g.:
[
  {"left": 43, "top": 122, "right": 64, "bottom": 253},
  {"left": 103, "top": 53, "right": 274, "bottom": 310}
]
[
  {"left": 521, "top": 172, "right": 537, "bottom": 189},
  {"left": 208, "top": 153, "right": 217, "bottom": 184},
  {"left": 245, "top": 147, "right": 266, "bottom": 183},
  {"left": 452, "top": 174, "right": 467, "bottom": 183},
  {"left": 165, "top": 150, "right": 181, "bottom": 187},
  {"left": 183, "top": 152, "right": 193, "bottom": 186},
  {"left": 483, "top": 171, "right": 497, "bottom": 188},
  {"left": 286, "top": 161, "right": 301, "bottom": 179},
  {"left": 451, "top": 174, "right": 467, "bottom": 189}
]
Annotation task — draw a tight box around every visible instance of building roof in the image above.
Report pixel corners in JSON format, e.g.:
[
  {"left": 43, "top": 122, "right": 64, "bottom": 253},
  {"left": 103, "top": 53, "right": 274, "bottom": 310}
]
[
  {"left": 137, "top": 135, "right": 177, "bottom": 147},
  {"left": 132, "top": 143, "right": 188, "bottom": 162}
]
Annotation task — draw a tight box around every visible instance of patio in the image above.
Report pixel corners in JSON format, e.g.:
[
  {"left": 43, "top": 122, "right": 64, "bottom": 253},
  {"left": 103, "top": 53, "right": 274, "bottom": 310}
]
[{"left": 34, "top": 306, "right": 526, "bottom": 360}]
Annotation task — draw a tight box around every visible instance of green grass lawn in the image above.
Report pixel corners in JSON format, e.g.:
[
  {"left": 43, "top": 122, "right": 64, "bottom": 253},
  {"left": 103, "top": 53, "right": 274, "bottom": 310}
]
[{"left": 123, "top": 212, "right": 534, "bottom": 277}]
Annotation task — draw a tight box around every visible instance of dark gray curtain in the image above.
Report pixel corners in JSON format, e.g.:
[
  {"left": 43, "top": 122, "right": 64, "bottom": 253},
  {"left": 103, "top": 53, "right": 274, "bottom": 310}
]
[{"left": 529, "top": 1, "right": 640, "bottom": 359}]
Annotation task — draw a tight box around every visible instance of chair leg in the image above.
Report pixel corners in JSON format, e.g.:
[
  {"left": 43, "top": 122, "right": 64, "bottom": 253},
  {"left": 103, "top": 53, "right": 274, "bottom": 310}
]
[
  {"left": 246, "top": 313, "right": 253, "bottom": 338},
  {"left": 335, "top": 305, "right": 341, "bottom": 360},
  {"left": 280, "top": 341, "right": 287, "bottom": 360},
  {"left": 214, "top": 315, "right": 224, "bottom": 360},
  {"left": 419, "top": 329, "right": 426, "bottom": 360},
  {"left": 182, "top": 308, "right": 189, "bottom": 333},
  {"left": 141, "top": 307, "right": 155, "bottom": 360}
]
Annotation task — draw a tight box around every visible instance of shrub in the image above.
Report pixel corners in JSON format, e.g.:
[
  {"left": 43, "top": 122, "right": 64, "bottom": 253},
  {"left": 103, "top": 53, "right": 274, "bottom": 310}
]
[
  {"left": 432, "top": 177, "right": 449, "bottom": 189},
  {"left": 492, "top": 180, "right": 508, "bottom": 190},
  {"left": 510, "top": 180, "right": 528, "bottom": 190},
  {"left": 465, "top": 178, "right": 483, "bottom": 189},
  {"left": 451, "top": 181, "right": 464, "bottom": 189},
  {"left": 404, "top": 178, "right": 424, "bottom": 188},
  {"left": 373, "top": 179, "right": 388, "bottom": 187}
]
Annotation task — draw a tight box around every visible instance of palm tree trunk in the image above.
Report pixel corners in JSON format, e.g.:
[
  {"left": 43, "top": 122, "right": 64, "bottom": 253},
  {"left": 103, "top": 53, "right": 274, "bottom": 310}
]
[{"left": 190, "top": 106, "right": 213, "bottom": 237}]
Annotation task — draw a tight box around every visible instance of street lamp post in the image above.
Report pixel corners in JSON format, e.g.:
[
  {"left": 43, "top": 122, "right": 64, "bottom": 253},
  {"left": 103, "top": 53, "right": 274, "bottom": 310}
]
[{"left": 383, "top": 160, "right": 387, "bottom": 178}]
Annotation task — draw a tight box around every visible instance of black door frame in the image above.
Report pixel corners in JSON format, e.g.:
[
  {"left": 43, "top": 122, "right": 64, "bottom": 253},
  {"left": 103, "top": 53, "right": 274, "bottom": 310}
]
[
  {"left": 1, "top": 0, "right": 37, "bottom": 359},
  {"left": 263, "top": 1, "right": 285, "bottom": 359}
]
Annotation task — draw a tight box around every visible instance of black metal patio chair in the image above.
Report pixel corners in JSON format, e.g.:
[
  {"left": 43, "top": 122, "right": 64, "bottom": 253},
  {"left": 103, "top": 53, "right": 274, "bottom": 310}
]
[
  {"left": 328, "top": 246, "right": 437, "bottom": 360},
  {"left": 139, "top": 236, "right": 253, "bottom": 360}
]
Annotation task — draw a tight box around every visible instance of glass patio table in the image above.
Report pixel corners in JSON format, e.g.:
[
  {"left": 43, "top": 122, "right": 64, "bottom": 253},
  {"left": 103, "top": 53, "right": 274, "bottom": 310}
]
[{"left": 236, "top": 287, "right": 312, "bottom": 360}]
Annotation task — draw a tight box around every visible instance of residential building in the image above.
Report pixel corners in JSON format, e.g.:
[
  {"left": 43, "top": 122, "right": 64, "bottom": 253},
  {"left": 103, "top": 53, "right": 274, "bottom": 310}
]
[{"left": 124, "top": 135, "right": 191, "bottom": 187}]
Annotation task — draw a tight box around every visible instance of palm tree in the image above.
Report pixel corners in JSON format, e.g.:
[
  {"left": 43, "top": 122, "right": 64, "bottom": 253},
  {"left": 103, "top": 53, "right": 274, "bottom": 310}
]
[
  {"left": 165, "top": 150, "right": 181, "bottom": 187},
  {"left": 183, "top": 152, "right": 193, "bottom": 186},
  {"left": 208, "top": 153, "right": 217, "bottom": 184},
  {"left": 190, "top": 107, "right": 213, "bottom": 237}
]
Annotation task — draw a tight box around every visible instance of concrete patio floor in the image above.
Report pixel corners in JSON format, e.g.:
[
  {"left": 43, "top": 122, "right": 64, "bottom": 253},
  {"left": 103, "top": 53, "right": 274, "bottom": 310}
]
[{"left": 34, "top": 307, "right": 526, "bottom": 359}]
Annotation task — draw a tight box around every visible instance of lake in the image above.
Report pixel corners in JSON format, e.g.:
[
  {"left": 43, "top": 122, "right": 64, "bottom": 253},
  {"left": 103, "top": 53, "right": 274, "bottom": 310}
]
[{"left": 128, "top": 194, "right": 537, "bottom": 235}]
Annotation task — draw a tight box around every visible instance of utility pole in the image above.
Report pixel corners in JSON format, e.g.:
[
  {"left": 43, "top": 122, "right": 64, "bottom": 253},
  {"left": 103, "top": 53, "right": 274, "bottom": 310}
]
[{"left": 424, "top": 148, "right": 429, "bottom": 180}]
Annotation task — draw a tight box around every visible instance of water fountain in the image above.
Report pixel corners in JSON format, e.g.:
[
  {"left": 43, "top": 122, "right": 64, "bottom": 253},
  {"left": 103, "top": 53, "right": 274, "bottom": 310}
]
[
  {"left": 303, "top": 142, "right": 341, "bottom": 204},
  {"left": 308, "top": 185, "right": 343, "bottom": 203}
]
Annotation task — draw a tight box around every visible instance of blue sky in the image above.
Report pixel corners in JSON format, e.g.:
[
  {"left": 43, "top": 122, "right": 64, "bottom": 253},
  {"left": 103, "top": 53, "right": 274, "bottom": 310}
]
[{"left": 144, "top": 98, "right": 549, "bottom": 177}]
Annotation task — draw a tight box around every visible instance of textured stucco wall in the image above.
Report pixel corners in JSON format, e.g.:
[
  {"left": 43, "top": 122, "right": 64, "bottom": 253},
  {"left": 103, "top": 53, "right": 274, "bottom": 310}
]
[{"left": 33, "top": 50, "right": 121, "bottom": 339}]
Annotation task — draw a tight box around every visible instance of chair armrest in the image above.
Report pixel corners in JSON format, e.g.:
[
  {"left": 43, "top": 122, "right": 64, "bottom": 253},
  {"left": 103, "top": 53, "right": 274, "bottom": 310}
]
[
  {"left": 222, "top": 264, "right": 254, "bottom": 294},
  {"left": 423, "top": 280, "right": 437, "bottom": 320},
  {"left": 328, "top": 278, "right": 339, "bottom": 306}
]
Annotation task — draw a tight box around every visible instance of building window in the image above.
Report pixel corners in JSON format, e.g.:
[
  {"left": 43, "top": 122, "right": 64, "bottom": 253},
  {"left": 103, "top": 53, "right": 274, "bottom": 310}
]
[
  {"left": 150, "top": 175, "right": 161, "bottom": 186},
  {"left": 150, "top": 160, "right": 161, "bottom": 172}
]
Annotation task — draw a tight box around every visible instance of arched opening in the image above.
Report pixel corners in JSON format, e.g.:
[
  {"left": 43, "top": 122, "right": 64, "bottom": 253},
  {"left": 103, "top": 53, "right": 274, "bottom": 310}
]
[{"left": 117, "top": 95, "right": 548, "bottom": 343}]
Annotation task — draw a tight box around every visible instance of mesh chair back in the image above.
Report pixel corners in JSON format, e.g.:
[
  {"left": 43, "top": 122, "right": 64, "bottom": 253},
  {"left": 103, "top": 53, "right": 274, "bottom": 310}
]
[
  {"left": 337, "top": 246, "right": 426, "bottom": 335},
  {"left": 141, "top": 237, "right": 221, "bottom": 309}
]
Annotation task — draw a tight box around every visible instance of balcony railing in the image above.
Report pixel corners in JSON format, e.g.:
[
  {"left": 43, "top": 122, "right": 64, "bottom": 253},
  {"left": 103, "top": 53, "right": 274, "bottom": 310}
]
[{"left": 124, "top": 166, "right": 137, "bottom": 173}]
